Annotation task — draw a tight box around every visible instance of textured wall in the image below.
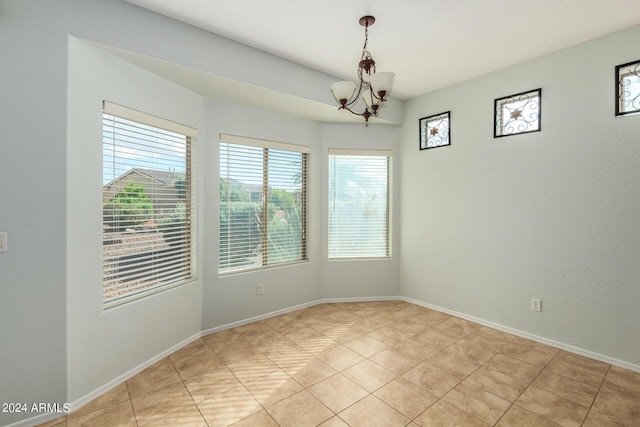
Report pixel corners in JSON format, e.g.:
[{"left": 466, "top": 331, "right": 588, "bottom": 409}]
[
  {"left": 0, "top": 2, "right": 69, "bottom": 425},
  {"left": 399, "top": 24, "right": 640, "bottom": 368},
  {"left": 319, "top": 124, "right": 402, "bottom": 300},
  {"left": 67, "top": 36, "right": 204, "bottom": 402},
  {"left": 3, "top": 0, "right": 640, "bottom": 425},
  {"left": 201, "top": 99, "right": 323, "bottom": 330}
]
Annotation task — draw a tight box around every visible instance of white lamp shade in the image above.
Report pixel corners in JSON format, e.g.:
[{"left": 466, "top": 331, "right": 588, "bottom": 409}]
[
  {"left": 370, "top": 72, "right": 395, "bottom": 97},
  {"left": 331, "top": 81, "right": 356, "bottom": 102},
  {"left": 361, "top": 89, "right": 374, "bottom": 108}
]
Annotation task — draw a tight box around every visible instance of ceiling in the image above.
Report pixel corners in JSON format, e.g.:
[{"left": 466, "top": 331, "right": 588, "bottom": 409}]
[{"left": 124, "top": 0, "right": 640, "bottom": 101}]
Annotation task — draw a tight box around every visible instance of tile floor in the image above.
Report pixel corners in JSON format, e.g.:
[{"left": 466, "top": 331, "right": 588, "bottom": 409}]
[{"left": 37, "top": 301, "right": 640, "bottom": 426}]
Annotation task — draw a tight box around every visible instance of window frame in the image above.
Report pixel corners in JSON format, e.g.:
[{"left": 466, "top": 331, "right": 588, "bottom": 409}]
[
  {"left": 615, "top": 59, "right": 640, "bottom": 116},
  {"left": 419, "top": 111, "right": 451, "bottom": 150},
  {"left": 218, "top": 134, "right": 310, "bottom": 275},
  {"left": 328, "top": 148, "right": 392, "bottom": 260},
  {"left": 493, "top": 88, "right": 541, "bottom": 138},
  {"left": 102, "top": 101, "right": 197, "bottom": 309}
]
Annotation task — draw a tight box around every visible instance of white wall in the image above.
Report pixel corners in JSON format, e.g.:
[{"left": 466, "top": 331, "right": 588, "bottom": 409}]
[
  {"left": 0, "top": 3, "right": 68, "bottom": 425},
  {"left": 198, "top": 104, "right": 403, "bottom": 328},
  {"left": 67, "top": 37, "right": 204, "bottom": 401},
  {"left": 3, "top": 0, "right": 640, "bottom": 424},
  {"left": 201, "top": 100, "right": 323, "bottom": 329},
  {"left": 0, "top": 0, "right": 379, "bottom": 425},
  {"left": 399, "top": 24, "right": 640, "bottom": 368},
  {"left": 319, "top": 124, "right": 401, "bottom": 299}
]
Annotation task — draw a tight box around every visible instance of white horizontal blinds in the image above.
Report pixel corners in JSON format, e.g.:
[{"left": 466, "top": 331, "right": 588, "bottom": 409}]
[
  {"left": 219, "top": 135, "right": 308, "bottom": 274},
  {"left": 220, "top": 134, "right": 312, "bottom": 153},
  {"left": 219, "top": 143, "right": 264, "bottom": 272},
  {"left": 328, "top": 149, "right": 391, "bottom": 258},
  {"left": 102, "top": 102, "right": 196, "bottom": 307},
  {"left": 266, "top": 149, "right": 307, "bottom": 264}
]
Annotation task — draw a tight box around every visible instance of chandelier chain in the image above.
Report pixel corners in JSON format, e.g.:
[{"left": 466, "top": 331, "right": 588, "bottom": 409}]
[
  {"left": 360, "top": 21, "right": 374, "bottom": 78},
  {"left": 362, "top": 22, "right": 369, "bottom": 60}
]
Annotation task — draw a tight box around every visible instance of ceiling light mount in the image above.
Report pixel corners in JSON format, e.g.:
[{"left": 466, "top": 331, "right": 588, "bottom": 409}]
[
  {"left": 331, "top": 15, "right": 395, "bottom": 125},
  {"left": 359, "top": 15, "right": 375, "bottom": 27}
]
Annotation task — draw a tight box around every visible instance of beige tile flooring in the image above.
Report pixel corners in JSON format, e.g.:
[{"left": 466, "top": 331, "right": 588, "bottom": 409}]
[{"left": 38, "top": 301, "right": 640, "bottom": 426}]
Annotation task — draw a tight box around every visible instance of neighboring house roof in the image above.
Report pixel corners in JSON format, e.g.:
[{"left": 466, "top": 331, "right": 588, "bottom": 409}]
[
  {"left": 104, "top": 168, "right": 181, "bottom": 188},
  {"left": 220, "top": 176, "right": 262, "bottom": 194},
  {"left": 134, "top": 168, "right": 181, "bottom": 186}
]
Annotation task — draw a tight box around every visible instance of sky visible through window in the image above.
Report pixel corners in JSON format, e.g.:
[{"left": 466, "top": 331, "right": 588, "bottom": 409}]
[
  {"left": 499, "top": 96, "right": 540, "bottom": 135},
  {"left": 329, "top": 154, "right": 389, "bottom": 258},
  {"left": 102, "top": 115, "right": 187, "bottom": 185},
  {"left": 219, "top": 144, "right": 302, "bottom": 191},
  {"left": 621, "top": 72, "right": 640, "bottom": 113}
]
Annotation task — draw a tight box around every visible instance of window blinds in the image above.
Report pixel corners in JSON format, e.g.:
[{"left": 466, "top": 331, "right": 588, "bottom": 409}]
[
  {"left": 328, "top": 149, "right": 391, "bottom": 258},
  {"left": 102, "top": 101, "right": 196, "bottom": 307},
  {"left": 219, "top": 134, "right": 308, "bottom": 274}
]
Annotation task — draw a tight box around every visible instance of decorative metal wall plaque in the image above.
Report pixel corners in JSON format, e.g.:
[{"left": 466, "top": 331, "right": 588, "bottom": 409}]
[
  {"left": 419, "top": 111, "right": 450, "bottom": 150},
  {"left": 616, "top": 59, "right": 640, "bottom": 116},
  {"left": 494, "top": 88, "right": 541, "bottom": 138}
]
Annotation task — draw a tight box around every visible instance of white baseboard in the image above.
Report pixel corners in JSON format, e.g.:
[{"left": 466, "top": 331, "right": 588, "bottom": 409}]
[
  {"left": 70, "top": 331, "right": 204, "bottom": 412},
  {"left": 5, "top": 331, "right": 203, "bottom": 427},
  {"left": 201, "top": 300, "right": 318, "bottom": 336},
  {"left": 200, "top": 295, "right": 400, "bottom": 336},
  {"left": 11, "top": 294, "right": 638, "bottom": 427},
  {"left": 13, "top": 297, "right": 396, "bottom": 427},
  {"left": 318, "top": 295, "right": 401, "bottom": 304},
  {"left": 401, "top": 296, "right": 640, "bottom": 373}
]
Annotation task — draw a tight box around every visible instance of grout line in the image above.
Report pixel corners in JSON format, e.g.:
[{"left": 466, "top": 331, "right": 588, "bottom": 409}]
[
  {"left": 122, "top": 380, "right": 139, "bottom": 427},
  {"left": 581, "top": 363, "right": 611, "bottom": 425},
  {"left": 168, "top": 352, "right": 209, "bottom": 426},
  {"left": 56, "top": 301, "right": 626, "bottom": 427},
  {"left": 494, "top": 347, "right": 560, "bottom": 426}
]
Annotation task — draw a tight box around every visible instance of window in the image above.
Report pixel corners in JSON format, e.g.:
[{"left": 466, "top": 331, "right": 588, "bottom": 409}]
[
  {"left": 219, "top": 134, "right": 309, "bottom": 274},
  {"left": 616, "top": 59, "right": 640, "bottom": 116},
  {"left": 419, "top": 111, "right": 451, "bottom": 150},
  {"left": 329, "top": 149, "right": 391, "bottom": 258},
  {"left": 102, "top": 102, "right": 196, "bottom": 307},
  {"left": 494, "top": 88, "right": 541, "bottom": 137}
]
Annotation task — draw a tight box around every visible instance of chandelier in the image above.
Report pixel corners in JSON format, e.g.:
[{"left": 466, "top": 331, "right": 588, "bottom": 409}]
[{"left": 330, "top": 16, "right": 395, "bottom": 124}]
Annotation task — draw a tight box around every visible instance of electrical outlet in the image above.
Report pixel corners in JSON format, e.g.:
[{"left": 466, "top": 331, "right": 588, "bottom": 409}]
[
  {"left": 531, "top": 298, "right": 541, "bottom": 312},
  {"left": 256, "top": 283, "right": 264, "bottom": 295}
]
